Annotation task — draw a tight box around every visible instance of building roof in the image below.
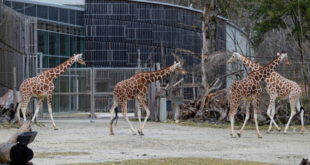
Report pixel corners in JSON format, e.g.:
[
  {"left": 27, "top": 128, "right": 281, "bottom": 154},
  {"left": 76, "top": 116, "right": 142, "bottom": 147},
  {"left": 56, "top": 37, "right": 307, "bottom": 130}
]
[
  {"left": 8, "top": 0, "right": 203, "bottom": 12},
  {"left": 7, "top": 0, "right": 84, "bottom": 11},
  {"left": 129, "top": 0, "right": 202, "bottom": 13}
]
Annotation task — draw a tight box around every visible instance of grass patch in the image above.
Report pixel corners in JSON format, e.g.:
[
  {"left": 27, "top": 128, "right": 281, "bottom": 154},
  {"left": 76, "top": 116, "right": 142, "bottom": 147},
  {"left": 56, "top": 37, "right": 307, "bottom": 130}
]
[
  {"left": 169, "top": 120, "right": 308, "bottom": 131},
  {"left": 35, "top": 152, "right": 91, "bottom": 159},
  {"left": 61, "top": 157, "right": 271, "bottom": 165},
  {"left": 0, "top": 122, "right": 19, "bottom": 129}
]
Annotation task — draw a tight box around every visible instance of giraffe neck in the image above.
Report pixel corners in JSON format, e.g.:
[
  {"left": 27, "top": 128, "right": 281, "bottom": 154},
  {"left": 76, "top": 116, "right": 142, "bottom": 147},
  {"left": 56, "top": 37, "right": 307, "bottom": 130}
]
[
  {"left": 239, "top": 55, "right": 262, "bottom": 71},
  {"left": 147, "top": 65, "right": 174, "bottom": 82},
  {"left": 249, "top": 55, "right": 283, "bottom": 81},
  {"left": 47, "top": 57, "right": 75, "bottom": 80}
]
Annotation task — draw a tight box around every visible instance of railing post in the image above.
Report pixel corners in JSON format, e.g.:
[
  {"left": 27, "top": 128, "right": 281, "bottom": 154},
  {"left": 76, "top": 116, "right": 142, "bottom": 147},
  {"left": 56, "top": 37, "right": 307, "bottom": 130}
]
[
  {"left": 13, "top": 67, "right": 17, "bottom": 109},
  {"left": 90, "top": 68, "right": 95, "bottom": 123}
]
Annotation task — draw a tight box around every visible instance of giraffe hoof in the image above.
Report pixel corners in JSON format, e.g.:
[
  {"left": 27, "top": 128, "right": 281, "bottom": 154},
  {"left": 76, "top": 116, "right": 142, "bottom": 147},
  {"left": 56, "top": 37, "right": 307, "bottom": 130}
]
[
  {"left": 230, "top": 133, "right": 237, "bottom": 138},
  {"left": 258, "top": 136, "right": 263, "bottom": 139},
  {"left": 237, "top": 133, "right": 241, "bottom": 138},
  {"left": 277, "top": 128, "right": 281, "bottom": 132},
  {"left": 132, "top": 133, "right": 137, "bottom": 136},
  {"left": 138, "top": 130, "right": 144, "bottom": 136},
  {"left": 54, "top": 127, "right": 59, "bottom": 130},
  {"left": 110, "top": 132, "right": 114, "bottom": 135},
  {"left": 266, "top": 131, "right": 270, "bottom": 134}
]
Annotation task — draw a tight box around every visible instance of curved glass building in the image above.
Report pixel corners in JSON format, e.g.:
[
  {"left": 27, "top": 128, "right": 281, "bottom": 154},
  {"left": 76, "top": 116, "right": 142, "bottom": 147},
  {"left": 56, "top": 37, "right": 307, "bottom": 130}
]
[
  {"left": 85, "top": 0, "right": 202, "bottom": 67},
  {"left": 4, "top": 0, "right": 84, "bottom": 68}
]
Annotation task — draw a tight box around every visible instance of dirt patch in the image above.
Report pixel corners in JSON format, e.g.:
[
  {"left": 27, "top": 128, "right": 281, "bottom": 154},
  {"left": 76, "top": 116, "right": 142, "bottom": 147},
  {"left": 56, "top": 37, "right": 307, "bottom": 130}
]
[{"left": 0, "top": 119, "right": 309, "bottom": 165}]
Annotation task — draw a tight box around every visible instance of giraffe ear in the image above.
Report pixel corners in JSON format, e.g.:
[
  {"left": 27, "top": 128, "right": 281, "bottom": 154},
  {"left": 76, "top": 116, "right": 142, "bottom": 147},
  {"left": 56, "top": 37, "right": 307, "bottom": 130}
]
[{"left": 277, "top": 52, "right": 280, "bottom": 56}]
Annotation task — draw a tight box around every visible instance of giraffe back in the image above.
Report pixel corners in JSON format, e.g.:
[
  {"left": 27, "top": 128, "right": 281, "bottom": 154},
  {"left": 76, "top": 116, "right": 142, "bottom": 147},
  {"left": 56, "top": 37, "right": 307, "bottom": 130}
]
[{"left": 20, "top": 72, "right": 55, "bottom": 98}]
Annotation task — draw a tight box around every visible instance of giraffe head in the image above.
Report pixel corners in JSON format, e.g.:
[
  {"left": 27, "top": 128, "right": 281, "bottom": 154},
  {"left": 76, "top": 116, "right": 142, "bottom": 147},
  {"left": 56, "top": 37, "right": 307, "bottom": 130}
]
[
  {"left": 73, "top": 53, "right": 86, "bottom": 65},
  {"left": 171, "top": 61, "right": 187, "bottom": 74},
  {"left": 227, "top": 52, "right": 243, "bottom": 64},
  {"left": 277, "top": 51, "right": 289, "bottom": 64}
]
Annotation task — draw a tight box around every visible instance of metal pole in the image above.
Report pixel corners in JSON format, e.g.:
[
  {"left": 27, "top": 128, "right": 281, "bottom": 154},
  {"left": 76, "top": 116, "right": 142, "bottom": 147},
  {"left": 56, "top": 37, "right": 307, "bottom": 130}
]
[
  {"left": 13, "top": 67, "right": 17, "bottom": 109},
  {"left": 161, "top": 42, "right": 165, "bottom": 67},
  {"left": 90, "top": 68, "right": 95, "bottom": 123},
  {"left": 137, "top": 49, "right": 141, "bottom": 68},
  {"left": 192, "top": 72, "right": 196, "bottom": 99},
  {"left": 76, "top": 79, "right": 79, "bottom": 111}
]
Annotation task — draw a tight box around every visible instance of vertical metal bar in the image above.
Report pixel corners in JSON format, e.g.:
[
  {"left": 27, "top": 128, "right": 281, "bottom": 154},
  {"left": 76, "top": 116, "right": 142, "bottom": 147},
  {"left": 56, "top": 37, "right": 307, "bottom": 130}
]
[
  {"left": 76, "top": 79, "right": 79, "bottom": 111},
  {"left": 192, "top": 72, "right": 196, "bottom": 99},
  {"left": 13, "top": 67, "right": 17, "bottom": 109},
  {"left": 90, "top": 68, "right": 95, "bottom": 122},
  {"left": 161, "top": 42, "right": 165, "bottom": 67},
  {"left": 137, "top": 49, "right": 141, "bottom": 68}
]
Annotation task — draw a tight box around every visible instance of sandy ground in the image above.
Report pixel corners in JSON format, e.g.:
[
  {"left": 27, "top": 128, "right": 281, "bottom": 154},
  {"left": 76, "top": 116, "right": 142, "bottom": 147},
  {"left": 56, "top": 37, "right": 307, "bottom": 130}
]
[{"left": 0, "top": 119, "right": 309, "bottom": 165}]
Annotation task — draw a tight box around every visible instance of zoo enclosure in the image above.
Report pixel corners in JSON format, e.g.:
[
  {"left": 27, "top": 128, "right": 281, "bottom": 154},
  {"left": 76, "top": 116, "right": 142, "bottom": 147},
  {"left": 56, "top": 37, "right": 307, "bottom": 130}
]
[
  {"left": 0, "top": 3, "right": 37, "bottom": 101},
  {"left": 38, "top": 67, "right": 152, "bottom": 118}
]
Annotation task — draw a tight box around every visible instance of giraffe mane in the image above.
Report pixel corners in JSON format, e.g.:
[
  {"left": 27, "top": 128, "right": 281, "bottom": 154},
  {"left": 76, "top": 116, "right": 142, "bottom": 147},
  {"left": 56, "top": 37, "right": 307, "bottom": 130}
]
[{"left": 248, "top": 54, "right": 281, "bottom": 76}]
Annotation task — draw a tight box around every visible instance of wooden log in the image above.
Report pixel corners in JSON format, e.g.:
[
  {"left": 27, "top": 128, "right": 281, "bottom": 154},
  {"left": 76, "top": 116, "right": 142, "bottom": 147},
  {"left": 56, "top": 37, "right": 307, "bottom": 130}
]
[{"left": 0, "top": 121, "right": 33, "bottom": 164}]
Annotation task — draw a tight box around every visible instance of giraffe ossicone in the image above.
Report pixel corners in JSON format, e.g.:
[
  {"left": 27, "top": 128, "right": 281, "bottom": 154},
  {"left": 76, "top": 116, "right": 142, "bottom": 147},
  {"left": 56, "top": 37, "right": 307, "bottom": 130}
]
[{"left": 16, "top": 53, "right": 86, "bottom": 130}]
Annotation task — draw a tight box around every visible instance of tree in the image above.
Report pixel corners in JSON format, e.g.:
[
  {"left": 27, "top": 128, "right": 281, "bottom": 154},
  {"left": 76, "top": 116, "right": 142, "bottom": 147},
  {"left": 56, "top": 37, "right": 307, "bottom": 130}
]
[{"left": 252, "top": 0, "right": 310, "bottom": 83}]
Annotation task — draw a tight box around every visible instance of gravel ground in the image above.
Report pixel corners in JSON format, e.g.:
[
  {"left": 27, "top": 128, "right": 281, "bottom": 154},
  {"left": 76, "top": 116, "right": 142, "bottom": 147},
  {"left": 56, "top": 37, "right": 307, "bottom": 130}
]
[{"left": 0, "top": 119, "right": 309, "bottom": 165}]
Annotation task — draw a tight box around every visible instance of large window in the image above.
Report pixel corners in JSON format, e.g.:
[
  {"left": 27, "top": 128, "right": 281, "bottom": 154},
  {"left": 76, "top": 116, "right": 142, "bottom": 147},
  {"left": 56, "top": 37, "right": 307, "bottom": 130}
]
[
  {"left": 12, "top": 2, "right": 24, "bottom": 14},
  {"left": 37, "top": 5, "right": 48, "bottom": 19},
  {"left": 59, "top": 9, "right": 69, "bottom": 23},
  {"left": 25, "top": 3, "right": 36, "bottom": 17},
  {"left": 49, "top": 33, "right": 56, "bottom": 55},
  {"left": 38, "top": 31, "right": 49, "bottom": 54},
  {"left": 70, "top": 36, "right": 77, "bottom": 55},
  {"left": 49, "top": 7, "right": 59, "bottom": 21},
  {"left": 60, "top": 34, "right": 70, "bottom": 56},
  {"left": 69, "top": 10, "right": 76, "bottom": 25}
]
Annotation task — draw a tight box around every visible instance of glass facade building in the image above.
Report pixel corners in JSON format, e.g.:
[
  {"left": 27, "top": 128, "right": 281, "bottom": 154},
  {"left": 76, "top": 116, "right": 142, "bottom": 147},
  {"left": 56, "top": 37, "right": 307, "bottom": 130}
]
[
  {"left": 4, "top": 0, "right": 85, "bottom": 68},
  {"left": 84, "top": 0, "right": 202, "bottom": 68}
]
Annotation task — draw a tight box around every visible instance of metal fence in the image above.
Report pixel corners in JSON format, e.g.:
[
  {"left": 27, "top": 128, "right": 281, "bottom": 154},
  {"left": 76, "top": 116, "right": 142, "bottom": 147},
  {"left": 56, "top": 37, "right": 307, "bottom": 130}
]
[
  {"left": 0, "top": 2, "right": 37, "bottom": 95},
  {"left": 38, "top": 67, "right": 150, "bottom": 117}
]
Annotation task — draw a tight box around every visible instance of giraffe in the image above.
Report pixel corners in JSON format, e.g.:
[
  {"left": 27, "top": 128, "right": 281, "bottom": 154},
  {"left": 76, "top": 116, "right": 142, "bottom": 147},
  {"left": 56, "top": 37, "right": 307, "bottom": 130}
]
[
  {"left": 16, "top": 53, "right": 86, "bottom": 130},
  {"left": 109, "top": 61, "right": 186, "bottom": 136},
  {"left": 227, "top": 52, "right": 304, "bottom": 134},
  {"left": 228, "top": 52, "right": 288, "bottom": 138}
]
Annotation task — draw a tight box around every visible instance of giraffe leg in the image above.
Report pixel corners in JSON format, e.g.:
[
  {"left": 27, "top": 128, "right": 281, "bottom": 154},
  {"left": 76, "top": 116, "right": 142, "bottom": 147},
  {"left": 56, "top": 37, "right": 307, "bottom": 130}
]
[
  {"left": 253, "top": 99, "right": 262, "bottom": 138},
  {"left": 137, "top": 101, "right": 142, "bottom": 130},
  {"left": 271, "top": 103, "right": 281, "bottom": 131},
  {"left": 238, "top": 102, "right": 250, "bottom": 137},
  {"left": 296, "top": 99, "right": 305, "bottom": 134},
  {"left": 31, "top": 97, "right": 44, "bottom": 122},
  {"left": 229, "top": 106, "right": 238, "bottom": 138},
  {"left": 300, "top": 106, "right": 305, "bottom": 134},
  {"left": 109, "top": 100, "right": 118, "bottom": 135},
  {"left": 47, "top": 94, "right": 58, "bottom": 130},
  {"left": 121, "top": 103, "right": 137, "bottom": 135},
  {"left": 20, "top": 99, "right": 30, "bottom": 122},
  {"left": 15, "top": 103, "right": 22, "bottom": 122},
  {"left": 284, "top": 97, "right": 298, "bottom": 134},
  {"left": 137, "top": 97, "right": 150, "bottom": 136},
  {"left": 266, "top": 97, "right": 280, "bottom": 133}
]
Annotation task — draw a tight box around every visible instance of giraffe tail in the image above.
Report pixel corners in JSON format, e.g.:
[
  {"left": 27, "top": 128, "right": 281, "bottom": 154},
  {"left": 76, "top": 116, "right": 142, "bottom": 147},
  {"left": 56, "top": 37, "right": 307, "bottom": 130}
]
[
  {"left": 111, "top": 108, "right": 118, "bottom": 126},
  {"left": 295, "top": 106, "right": 304, "bottom": 116},
  {"left": 295, "top": 99, "right": 304, "bottom": 115}
]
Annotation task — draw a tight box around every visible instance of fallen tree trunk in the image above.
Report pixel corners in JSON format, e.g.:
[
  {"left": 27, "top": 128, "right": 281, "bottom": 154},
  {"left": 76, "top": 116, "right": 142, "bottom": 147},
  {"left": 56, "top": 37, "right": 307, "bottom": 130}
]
[{"left": 0, "top": 121, "right": 33, "bottom": 164}]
